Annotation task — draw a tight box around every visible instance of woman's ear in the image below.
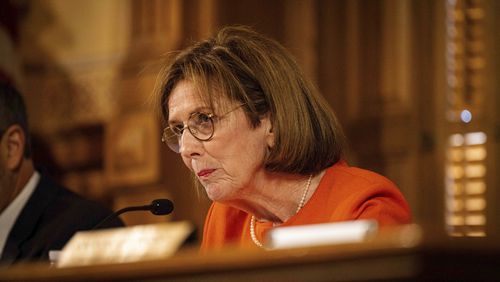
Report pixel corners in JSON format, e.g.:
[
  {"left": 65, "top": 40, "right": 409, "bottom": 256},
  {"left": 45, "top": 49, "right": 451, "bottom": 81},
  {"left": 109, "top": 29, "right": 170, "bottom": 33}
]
[
  {"left": 1, "top": 125, "right": 26, "bottom": 171},
  {"left": 261, "top": 115, "right": 275, "bottom": 148}
]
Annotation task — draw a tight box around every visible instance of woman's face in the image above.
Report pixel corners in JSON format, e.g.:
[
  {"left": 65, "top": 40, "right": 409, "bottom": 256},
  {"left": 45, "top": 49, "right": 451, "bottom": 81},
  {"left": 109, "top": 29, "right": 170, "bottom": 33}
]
[{"left": 167, "top": 80, "right": 274, "bottom": 203}]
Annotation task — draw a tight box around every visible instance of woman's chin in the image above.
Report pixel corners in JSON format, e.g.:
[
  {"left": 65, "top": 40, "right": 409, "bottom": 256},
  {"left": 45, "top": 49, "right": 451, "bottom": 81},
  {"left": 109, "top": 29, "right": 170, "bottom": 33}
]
[{"left": 204, "top": 184, "right": 226, "bottom": 202}]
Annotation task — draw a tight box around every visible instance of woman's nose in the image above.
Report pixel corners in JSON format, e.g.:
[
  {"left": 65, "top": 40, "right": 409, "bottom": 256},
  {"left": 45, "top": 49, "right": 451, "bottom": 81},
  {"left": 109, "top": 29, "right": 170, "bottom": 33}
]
[{"left": 179, "top": 129, "right": 202, "bottom": 158}]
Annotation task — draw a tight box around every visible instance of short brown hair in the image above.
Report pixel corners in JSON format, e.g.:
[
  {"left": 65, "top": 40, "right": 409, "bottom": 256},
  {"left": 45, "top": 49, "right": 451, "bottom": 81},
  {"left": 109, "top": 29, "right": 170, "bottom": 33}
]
[{"left": 159, "top": 26, "right": 345, "bottom": 175}]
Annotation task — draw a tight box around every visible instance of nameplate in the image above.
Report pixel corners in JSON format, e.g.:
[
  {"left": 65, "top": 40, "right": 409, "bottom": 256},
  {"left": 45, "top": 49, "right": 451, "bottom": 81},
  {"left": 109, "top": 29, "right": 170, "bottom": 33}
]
[
  {"left": 57, "top": 221, "right": 193, "bottom": 267},
  {"left": 266, "top": 219, "right": 378, "bottom": 249}
]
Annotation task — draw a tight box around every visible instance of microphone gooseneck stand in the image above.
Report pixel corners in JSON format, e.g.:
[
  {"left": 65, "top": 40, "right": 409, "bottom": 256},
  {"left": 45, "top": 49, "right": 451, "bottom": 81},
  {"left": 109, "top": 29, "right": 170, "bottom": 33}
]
[{"left": 92, "top": 199, "right": 174, "bottom": 230}]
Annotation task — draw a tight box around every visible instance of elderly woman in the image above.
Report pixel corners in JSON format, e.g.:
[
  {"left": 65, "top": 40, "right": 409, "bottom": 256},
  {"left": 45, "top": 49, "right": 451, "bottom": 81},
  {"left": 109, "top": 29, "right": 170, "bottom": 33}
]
[{"left": 159, "top": 26, "right": 411, "bottom": 250}]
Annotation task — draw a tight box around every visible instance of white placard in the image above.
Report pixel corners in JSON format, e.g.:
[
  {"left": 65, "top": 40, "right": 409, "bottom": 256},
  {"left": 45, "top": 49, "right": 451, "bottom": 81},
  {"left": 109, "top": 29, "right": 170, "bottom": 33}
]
[
  {"left": 57, "top": 221, "right": 193, "bottom": 267},
  {"left": 266, "top": 219, "right": 378, "bottom": 249}
]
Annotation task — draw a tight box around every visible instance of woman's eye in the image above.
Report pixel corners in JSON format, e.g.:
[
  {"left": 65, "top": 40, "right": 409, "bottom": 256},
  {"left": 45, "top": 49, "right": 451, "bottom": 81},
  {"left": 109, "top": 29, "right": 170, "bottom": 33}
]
[{"left": 196, "top": 113, "right": 212, "bottom": 124}]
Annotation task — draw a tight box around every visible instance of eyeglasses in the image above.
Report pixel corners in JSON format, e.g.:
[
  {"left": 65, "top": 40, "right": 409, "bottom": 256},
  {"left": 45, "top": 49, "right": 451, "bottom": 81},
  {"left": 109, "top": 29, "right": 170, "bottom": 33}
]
[{"left": 162, "top": 104, "right": 245, "bottom": 153}]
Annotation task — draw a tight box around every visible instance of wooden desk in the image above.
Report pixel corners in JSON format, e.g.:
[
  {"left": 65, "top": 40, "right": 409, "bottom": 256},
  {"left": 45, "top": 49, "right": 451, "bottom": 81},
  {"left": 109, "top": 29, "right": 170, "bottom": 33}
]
[{"left": 1, "top": 225, "right": 499, "bottom": 281}]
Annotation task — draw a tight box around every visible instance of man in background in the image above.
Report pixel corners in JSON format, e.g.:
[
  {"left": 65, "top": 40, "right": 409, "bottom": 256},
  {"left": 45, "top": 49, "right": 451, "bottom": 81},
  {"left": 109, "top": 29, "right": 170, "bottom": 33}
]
[{"left": 0, "top": 82, "right": 124, "bottom": 265}]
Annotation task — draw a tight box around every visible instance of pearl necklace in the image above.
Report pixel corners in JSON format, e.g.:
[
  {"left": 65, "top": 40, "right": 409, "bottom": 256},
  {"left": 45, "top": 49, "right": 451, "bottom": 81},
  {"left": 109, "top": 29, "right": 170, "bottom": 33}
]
[{"left": 250, "top": 174, "right": 313, "bottom": 248}]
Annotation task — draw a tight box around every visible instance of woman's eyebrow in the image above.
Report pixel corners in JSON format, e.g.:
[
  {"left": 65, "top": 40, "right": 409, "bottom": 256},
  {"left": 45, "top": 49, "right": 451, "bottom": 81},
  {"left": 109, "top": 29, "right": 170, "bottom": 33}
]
[
  {"left": 168, "top": 106, "right": 213, "bottom": 124},
  {"left": 193, "top": 106, "right": 213, "bottom": 113}
]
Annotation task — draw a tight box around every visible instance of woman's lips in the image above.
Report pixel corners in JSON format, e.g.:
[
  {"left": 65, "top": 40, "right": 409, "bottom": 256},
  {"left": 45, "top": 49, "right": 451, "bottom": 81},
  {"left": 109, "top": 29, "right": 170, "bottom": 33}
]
[{"left": 197, "top": 169, "right": 216, "bottom": 177}]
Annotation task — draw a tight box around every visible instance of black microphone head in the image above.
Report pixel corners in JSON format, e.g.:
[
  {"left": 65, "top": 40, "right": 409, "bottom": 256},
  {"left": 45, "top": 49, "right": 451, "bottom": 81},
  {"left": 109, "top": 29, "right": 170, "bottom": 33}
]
[{"left": 150, "top": 199, "right": 174, "bottom": 215}]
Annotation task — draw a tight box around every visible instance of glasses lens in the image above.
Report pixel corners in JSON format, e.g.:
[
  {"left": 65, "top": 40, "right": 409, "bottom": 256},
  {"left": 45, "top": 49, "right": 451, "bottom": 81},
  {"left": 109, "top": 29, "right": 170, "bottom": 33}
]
[
  {"left": 188, "top": 113, "right": 214, "bottom": 140},
  {"left": 162, "top": 128, "right": 181, "bottom": 153},
  {"left": 161, "top": 112, "right": 215, "bottom": 153}
]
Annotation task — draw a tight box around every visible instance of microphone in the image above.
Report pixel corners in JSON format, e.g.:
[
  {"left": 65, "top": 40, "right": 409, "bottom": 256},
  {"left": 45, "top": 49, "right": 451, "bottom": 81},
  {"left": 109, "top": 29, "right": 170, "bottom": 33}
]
[{"left": 92, "top": 199, "right": 174, "bottom": 230}]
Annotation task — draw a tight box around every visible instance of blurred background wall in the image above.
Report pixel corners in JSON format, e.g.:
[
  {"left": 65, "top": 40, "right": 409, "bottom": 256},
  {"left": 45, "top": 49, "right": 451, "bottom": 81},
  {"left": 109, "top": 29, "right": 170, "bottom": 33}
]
[{"left": 1, "top": 0, "right": 498, "bottom": 243}]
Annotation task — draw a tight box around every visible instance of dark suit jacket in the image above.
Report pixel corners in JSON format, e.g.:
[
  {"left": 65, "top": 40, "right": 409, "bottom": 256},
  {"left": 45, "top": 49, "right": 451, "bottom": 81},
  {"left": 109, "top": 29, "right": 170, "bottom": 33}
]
[{"left": 0, "top": 175, "right": 124, "bottom": 265}]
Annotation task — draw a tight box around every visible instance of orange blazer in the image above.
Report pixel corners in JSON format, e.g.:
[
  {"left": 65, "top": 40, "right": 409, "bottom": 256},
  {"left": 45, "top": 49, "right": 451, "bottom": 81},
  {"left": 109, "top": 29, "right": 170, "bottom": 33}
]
[{"left": 201, "top": 161, "right": 412, "bottom": 251}]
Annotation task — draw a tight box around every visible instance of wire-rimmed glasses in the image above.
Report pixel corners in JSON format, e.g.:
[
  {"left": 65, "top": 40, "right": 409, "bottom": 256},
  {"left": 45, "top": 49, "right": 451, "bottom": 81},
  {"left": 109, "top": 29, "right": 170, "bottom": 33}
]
[{"left": 162, "top": 104, "right": 245, "bottom": 153}]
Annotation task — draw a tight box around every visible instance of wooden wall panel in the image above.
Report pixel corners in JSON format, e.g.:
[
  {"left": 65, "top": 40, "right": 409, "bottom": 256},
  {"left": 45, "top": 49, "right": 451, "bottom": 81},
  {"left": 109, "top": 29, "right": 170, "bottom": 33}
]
[
  {"left": 12, "top": 0, "right": 500, "bottom": 243},
  {"left": 484, "top": 0, "right": 500, "bottom": 237}
]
